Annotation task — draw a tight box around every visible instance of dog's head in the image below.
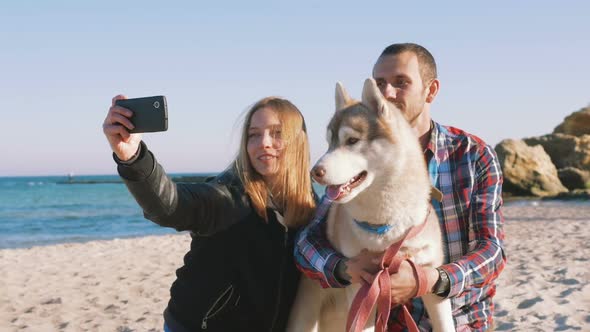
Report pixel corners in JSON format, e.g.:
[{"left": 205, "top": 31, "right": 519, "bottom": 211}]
[{"left": 312, "top": 78, "right": 418, "bottom": 203}]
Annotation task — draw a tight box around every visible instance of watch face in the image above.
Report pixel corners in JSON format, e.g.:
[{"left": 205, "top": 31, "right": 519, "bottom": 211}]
[{"left": 435, "top": 268, "right": 450, "bottom": 295}]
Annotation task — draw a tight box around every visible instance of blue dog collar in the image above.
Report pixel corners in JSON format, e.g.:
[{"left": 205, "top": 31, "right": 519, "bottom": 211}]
[{"left": 354, "top": 219, "right": 393, "bottom": 235}]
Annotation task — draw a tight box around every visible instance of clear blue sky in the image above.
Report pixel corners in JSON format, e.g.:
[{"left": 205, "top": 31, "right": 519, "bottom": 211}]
[{"left": 1, "top": 1, "right": 588, "bottom": 176}]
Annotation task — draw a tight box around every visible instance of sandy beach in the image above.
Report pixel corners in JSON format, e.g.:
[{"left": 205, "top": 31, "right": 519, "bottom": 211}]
[
  {"left": 1, "top": 201, "right": 589, "bottom": 331},
  {"left": 494, "top": 201, "right": 590, "bottom": 331}
]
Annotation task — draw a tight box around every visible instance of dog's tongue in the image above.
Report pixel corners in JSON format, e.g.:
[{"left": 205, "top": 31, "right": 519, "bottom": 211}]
[{"left": 326, "top": 185, "right": 345, "bottom": 201}]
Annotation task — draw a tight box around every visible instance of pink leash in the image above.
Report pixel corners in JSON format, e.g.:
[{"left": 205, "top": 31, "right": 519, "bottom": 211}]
[{"left": 346, "top": 208, "right": 432, "bottom": 332}]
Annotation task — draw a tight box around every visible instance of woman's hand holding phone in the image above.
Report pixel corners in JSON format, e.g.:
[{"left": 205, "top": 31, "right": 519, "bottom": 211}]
[{"left": 103, "top": 95, "right": 143, "bottom": 161}]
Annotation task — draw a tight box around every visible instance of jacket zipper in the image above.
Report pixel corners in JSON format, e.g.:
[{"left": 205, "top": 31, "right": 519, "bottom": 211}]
[
  {"left": 201, "top": 284, "right": 234, "bottom": 329},
  {"left": 269, "top": 224, "right": 288, "bottom": 331}
]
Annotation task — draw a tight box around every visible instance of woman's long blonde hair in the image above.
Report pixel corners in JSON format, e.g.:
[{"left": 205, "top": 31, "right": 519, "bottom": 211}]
[{"left": 234, "top": 97, "right": 316, "bottom": 228}]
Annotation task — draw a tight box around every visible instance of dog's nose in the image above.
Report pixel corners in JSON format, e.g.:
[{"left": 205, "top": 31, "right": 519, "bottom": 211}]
[{"left": 311, "top": 166, "right": 326, "bottom": 182}]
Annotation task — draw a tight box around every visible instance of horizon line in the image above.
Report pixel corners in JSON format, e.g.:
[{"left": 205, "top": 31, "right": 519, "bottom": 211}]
[{"left": 0, "top": 171, "right": 221, "bottom": 179}]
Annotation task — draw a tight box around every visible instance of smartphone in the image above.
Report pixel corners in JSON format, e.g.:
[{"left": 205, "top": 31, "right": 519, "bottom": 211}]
[{"left": 115, "top": 96, "right": 168, "bottom": 133}]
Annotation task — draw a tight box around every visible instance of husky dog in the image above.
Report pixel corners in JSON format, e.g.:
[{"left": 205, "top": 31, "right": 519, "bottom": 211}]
[{"left": 287, "top": 79, "right": 454, "bottom": 332}]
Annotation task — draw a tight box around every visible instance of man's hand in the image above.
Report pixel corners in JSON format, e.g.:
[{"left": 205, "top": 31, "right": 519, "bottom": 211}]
[
  {"left": 103, "top": 95, "right": 142, "bottom": 161},
  {"left": 359, "top": 257, "right": 440, "bottom": 304},
  {"left": 343, "top": 249, "right": 382, "bottom": 284}
]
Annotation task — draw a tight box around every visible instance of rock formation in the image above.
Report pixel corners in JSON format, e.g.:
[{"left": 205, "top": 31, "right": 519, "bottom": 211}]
[
  {"left": 523, "top": 134, "right": 590, "bottom": 170},
  {"left": 495, "top": 105, "right": 590, "bottom": 197},
  {"left": 553, "top": 107, "right": 590, "bottom": 136},
  {"left": 495, "top": 139, "right": 568, "bottom": 197}
]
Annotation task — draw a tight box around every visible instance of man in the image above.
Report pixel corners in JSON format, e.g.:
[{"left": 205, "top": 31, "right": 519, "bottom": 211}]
[{"left": 295, "top": 43, "right": 506, "bottom": 331}]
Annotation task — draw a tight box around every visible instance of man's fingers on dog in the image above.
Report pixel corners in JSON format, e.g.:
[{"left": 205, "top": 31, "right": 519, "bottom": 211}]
[
  {"left": 360, "top": 270, "right": 375, "bottom": 284},
  {"left": 364, "top": 263, "right": 381, "bottom": 274},
  {"left": 391, "top": 295, "right": 404, "bottom": 304}
]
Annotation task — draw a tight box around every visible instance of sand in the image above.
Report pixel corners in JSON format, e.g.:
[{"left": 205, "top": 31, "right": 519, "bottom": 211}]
[
  {"left": 494, "top": 201, "right": 590, "bottom": 331},
  {"left": 0, "top": 235, "right": 190, "bottom": 332},
  {"left": 1, "top": 202, "right": 589, "bottom": 331}
]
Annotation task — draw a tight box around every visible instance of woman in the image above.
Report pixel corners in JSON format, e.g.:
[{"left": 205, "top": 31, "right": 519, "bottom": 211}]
[{"left": 102, "top": 96, "right": 316, "bottom": 331}]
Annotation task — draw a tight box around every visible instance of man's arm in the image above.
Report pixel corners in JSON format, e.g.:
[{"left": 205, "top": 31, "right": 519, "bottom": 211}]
[
  {"left": 438, "top": 144, "right": 507, "bottom": 298},
  {"left": 294, "top": 196, "right": 350, "bottom": 288}
]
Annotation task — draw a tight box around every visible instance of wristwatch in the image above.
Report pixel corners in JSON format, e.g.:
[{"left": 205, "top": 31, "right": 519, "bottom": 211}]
[{"left": 433, "top": 267, "right": 450, "bottom": 296}]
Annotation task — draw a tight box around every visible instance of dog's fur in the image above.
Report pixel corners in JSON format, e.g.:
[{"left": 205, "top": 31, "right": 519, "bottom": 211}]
[{"left": 287, "top": 79, "right": 454, "bottom": 332}]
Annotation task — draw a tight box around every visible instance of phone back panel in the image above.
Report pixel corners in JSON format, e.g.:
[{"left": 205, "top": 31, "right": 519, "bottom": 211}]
[{"left": 115, "top": 96, "right": 168, "bottom": 133}]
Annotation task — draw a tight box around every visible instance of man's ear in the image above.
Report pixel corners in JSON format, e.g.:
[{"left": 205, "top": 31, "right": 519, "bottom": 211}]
[
  {"left": 425, "top": 78, "right": 440, "bottom": 104},
  {"left": 361, "top": 78, "right": 389, "bottom": 118},
  {"left": 335, "top": 82, "right": 353, "bottom": 112}
]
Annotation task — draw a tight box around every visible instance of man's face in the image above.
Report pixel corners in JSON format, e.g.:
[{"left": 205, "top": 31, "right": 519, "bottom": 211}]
[{"left": 372, "top": 52, "right": 430, "bottom": 126}]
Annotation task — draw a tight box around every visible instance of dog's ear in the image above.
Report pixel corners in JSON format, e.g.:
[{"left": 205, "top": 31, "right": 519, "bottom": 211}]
[
  {"left": 362, "top": 78, "right": 389, "bottom": 118},
  {"left": 335, "top": 82, "right": 353, "bottom": 112}
]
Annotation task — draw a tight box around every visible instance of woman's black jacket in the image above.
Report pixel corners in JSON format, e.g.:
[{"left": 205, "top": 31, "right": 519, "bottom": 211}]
[{"left": 116, "top": 142, "right": 301, "bottom": 332}]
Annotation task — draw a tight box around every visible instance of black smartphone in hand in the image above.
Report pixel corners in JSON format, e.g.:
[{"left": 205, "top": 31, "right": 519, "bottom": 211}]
[{"left": 115, "top": 96, "right": 168, "bottom": 133}]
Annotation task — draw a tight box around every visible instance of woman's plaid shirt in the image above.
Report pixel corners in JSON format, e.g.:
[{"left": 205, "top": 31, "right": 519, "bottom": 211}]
[{"left": 294, "top": 121, "right": 507, "bottom": 331}]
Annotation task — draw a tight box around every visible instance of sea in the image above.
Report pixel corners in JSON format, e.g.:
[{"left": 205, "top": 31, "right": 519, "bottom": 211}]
[
  {"left": 0, "top": 175, "right": 586, "bottom": 249},
  {"left": 0, "top": 174, "right": 214, "bottom": 249}
]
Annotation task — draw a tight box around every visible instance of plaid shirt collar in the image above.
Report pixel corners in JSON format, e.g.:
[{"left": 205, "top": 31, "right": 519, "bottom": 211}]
[{"left": 427, "top": 120, "right": 464, "bottom": 165}]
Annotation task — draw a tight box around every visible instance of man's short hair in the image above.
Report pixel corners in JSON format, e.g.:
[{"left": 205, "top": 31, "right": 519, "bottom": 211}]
[{"left": 380, "top": 43, "right": 437, "bottom": 84}]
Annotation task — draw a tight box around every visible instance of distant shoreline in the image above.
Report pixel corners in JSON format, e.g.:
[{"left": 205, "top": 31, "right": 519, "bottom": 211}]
[
  {"left": 55, "top": 175, "right": 216, "bottom": 185},
  {"left": 0, "top": 172, "right": 219, "bottom": 180}
]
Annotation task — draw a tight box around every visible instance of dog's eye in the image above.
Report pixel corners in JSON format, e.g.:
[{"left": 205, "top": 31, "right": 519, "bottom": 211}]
[{"left": 346, "top": 137, "right": 359, "bottom": 146}]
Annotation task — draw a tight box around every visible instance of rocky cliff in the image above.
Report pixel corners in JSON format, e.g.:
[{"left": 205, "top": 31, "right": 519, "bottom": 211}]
[{"left": 495, "top": 106, "right": 590, "bottom": 198}]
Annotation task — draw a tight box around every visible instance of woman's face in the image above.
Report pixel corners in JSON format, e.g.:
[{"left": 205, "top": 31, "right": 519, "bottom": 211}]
[{"left": 247, "top": 107, "right": 283, "bottom": 184}]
